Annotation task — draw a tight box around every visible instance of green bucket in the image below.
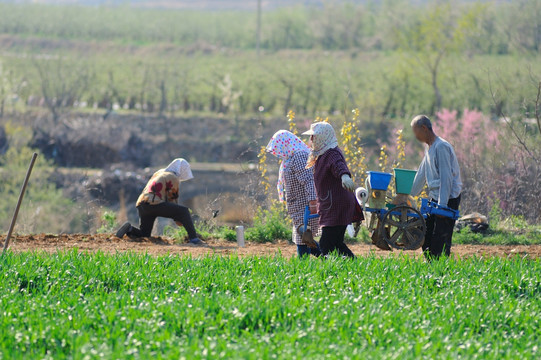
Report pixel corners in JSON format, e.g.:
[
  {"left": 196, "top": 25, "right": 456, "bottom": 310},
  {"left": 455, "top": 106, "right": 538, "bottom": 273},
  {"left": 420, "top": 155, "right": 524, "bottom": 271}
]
[{"left": 394, "top": 168, "right": 417, "bottom": 195}]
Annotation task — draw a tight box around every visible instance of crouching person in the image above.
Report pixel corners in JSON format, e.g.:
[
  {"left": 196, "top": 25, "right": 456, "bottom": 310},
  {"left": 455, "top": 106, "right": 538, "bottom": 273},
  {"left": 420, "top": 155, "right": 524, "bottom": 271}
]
[
  {"left": 302, "top": 122, "right": 363, "bottom": 258},
  {"left": 266, "top": 130, "right": 321, "bottom": 258},
  {"left": 115, "top": 158, "right": 203, "bottom": 244}
]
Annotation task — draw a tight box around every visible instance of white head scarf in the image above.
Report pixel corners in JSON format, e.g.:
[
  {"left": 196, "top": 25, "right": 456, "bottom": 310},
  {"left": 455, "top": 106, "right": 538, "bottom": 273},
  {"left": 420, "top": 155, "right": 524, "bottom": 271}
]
[
  {"left": 302, "top": 122, "right": 338, "bottom": 168},
  {"left": 266, "top": 130, "right": 310, "bottom": 202},
  {"left": 164, "top": 158, "right": 194, "bottom": 182}
]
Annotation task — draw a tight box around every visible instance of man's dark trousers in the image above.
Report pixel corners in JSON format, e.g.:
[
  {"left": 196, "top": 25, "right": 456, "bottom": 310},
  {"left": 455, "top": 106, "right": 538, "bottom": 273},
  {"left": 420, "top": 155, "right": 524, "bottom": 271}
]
[{"left": 423, "top": 195, "right": 461, "bottom": 259}]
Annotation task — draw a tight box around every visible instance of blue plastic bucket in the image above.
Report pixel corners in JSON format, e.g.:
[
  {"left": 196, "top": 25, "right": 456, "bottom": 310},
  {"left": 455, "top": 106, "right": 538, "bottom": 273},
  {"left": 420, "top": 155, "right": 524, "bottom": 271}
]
[{"left": 367, "top": 171, "right": 392, "bottom": 191}]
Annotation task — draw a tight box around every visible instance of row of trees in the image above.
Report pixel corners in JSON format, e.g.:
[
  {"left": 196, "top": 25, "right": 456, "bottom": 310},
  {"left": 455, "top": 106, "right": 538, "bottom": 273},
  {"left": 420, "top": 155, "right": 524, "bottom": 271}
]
[
  {"left": 0, "top": 52, "right": 538, "bottom": 126},
  {"left": 0, "top": 1, "right": 539, "bottom": 54},
  {"left": 0, "top": 1, "right": 539, "bottom": 122}
]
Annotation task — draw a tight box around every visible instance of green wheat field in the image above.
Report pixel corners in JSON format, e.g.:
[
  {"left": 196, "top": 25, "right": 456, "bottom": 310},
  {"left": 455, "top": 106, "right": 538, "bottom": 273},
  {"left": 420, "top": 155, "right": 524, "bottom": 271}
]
[{"left": 0, "top": 250, "right": 539, "bottom": 359}]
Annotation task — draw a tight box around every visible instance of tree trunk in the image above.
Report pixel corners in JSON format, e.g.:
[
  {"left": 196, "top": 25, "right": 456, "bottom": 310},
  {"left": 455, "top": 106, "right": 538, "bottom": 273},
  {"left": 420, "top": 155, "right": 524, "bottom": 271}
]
[
  {"left": 284, "top": 85, "right": 293, "bottom": 117},
  {"left": 432, "top": 68, "right": 442, "bottom": 113},
  {"left": 159, "top": 80, "right": 167, "bottom": 117},
  {"left": 430, "top": 52, "right": 444, "bottom": 113}
]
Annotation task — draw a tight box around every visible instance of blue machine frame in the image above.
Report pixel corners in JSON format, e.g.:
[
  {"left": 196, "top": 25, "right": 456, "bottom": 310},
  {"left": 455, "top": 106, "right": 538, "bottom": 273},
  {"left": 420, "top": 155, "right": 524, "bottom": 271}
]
[{"left": 303, "top": 198, "right": 459, "bottom": 232}]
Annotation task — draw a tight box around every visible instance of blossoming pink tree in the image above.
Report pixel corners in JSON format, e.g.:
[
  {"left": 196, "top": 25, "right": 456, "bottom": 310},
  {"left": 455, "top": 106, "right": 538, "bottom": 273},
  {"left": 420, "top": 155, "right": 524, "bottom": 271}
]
[{"left": 434, "top": 108, "right": 540, "bottom": 223}]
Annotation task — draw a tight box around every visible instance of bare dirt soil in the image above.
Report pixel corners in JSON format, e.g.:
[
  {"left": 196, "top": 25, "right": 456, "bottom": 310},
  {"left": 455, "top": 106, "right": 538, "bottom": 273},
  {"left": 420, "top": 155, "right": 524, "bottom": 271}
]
[{"left": 2, "top": 234, "right": 541, "bottom": 259}]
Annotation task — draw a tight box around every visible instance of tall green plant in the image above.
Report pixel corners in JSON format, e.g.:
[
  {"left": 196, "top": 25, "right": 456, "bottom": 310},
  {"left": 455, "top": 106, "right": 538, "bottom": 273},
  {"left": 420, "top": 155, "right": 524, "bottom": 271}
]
[{"left": 0, "top": 123, "right": 83, "bottom": 234}]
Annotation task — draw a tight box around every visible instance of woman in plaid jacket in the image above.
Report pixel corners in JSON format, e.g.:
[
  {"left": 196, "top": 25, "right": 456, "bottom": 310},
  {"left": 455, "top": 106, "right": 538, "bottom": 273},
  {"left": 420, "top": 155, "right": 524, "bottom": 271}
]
[{"left": 266, "top": 130, "right": 321, "bottom": 257}]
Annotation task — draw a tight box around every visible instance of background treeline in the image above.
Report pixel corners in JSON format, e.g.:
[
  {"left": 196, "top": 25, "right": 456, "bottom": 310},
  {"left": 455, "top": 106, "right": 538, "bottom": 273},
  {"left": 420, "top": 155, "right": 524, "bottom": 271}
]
[
  {"left": 0, "top": 1, "right": 540, "bottom": 122},
  {"left": 0, "top": 1, "right": 539, "bottom": 53},
  {"left": 0, "top": 0, "right": 540, "bottom": 233}
]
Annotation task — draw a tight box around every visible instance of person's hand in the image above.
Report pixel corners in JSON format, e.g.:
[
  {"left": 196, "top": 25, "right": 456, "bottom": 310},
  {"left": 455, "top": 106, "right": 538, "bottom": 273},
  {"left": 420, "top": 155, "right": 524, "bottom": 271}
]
[
  {"left": 309, "top": 200, "right": 318, "bottom": 214},
  {"left": 341, "top": 174, "right": 356, "bottom": 192},
  {"left": 436, "top": 203, "right": 447, "bottom": 219}
]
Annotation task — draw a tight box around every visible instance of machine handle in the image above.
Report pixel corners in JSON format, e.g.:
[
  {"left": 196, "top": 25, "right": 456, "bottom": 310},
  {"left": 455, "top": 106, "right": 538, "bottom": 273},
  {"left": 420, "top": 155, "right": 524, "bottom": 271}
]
[
  {"left": 420, "top": 198, "right": 460, "bottom": 220},
  {"left": 303, "top": 205, "right": 320, "bottom": 233}
]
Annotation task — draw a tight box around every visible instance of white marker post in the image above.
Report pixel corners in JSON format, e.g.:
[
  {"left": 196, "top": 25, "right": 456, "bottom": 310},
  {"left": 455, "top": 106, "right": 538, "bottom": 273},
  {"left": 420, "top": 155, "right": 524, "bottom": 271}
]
[{"left": 235, "top": 226, "right": 245, "bottom": 247}]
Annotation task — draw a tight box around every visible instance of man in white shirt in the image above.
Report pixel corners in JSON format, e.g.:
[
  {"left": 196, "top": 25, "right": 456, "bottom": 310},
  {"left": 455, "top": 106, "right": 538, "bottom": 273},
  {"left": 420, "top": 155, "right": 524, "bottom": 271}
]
[{"left": 410, "top": 115, "right": 462, "bottom": 258}]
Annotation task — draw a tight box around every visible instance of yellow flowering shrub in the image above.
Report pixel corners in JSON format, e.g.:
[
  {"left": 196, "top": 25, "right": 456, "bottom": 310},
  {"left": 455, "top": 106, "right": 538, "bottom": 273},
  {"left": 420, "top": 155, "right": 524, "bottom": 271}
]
[
  {"left": 340, "top": 109, "right": 367, "bottom": 185},
  {"left": 287, "top": 110, "right": 297, "bottom": 135},
  {"left": 258, "top": 145, "right": 271, "bottom": 197}
]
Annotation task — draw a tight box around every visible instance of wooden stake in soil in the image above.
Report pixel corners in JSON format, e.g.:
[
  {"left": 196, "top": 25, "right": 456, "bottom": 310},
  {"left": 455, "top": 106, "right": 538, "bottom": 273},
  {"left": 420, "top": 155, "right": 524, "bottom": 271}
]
[{"left": 2, "top": 152, "right": 38, "bottom": 254}]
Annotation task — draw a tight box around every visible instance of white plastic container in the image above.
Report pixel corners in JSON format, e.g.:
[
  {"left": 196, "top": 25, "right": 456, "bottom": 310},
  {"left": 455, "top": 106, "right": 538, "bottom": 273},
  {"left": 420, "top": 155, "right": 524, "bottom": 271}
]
[
  {"left": 346, "top": 224, "right": 355, "bottom": 238},
  {"left": 235, "top": 226, "right": 245, "bottom": 247}
]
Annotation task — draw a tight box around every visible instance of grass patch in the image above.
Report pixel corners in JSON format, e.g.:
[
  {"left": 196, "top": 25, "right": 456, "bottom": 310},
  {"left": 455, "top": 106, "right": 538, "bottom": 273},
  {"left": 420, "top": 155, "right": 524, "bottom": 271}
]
[
  {"left": 245, "top": 204, "right": 292, "bottom": 243},
  {"left": 164, "top": 223, "right": 237, "bottom": 243},
  {"left": 455, "top": 216, "right": 541, "bottom": 246}
]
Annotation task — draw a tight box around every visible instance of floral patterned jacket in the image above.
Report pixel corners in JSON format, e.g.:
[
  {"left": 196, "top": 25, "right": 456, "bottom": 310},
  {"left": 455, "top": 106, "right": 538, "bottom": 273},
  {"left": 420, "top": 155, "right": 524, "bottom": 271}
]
[{"left": 136, "top": 170, "right": 180, "bottom": 206}]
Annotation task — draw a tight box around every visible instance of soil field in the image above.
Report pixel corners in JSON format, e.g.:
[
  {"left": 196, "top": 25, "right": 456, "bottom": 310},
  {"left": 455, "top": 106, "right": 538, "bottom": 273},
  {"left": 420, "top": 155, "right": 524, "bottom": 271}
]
[{"left": 2, "top": 233, "right": 541, "bottom": 258}]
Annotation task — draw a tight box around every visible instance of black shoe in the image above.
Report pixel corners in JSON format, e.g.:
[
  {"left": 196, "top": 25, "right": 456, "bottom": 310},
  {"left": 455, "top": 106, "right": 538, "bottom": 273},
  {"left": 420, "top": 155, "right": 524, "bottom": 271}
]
[
  {"left": 189, "top": 237, "right": 204, "bottom": 245},
  {"left": 116, "top": 222, "right": 132, "bottom": 238}
]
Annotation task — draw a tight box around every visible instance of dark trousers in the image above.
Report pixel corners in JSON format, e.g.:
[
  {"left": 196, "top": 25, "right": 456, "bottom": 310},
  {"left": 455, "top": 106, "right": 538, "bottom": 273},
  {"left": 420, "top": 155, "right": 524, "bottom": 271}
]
[
  {"left": 297, "top": 244, "right": 322, "bottom": 258},
  {"left": 319, "top": 226, "right": 355, "bottom": 258},
  {"left": 423, "top": 195, "right": 461, "bottom": 259},
  {"left": 128, "top": 202, "right": 197, "bottom": 239}
]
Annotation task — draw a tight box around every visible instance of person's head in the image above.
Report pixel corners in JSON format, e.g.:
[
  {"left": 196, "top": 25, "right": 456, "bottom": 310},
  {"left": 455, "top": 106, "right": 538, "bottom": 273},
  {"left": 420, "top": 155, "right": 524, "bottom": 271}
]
[
  {"left": 266, "top": 130, "right": 310, "bottom": 160},
  {"left": 410, "top": 115, "right": 435, "bottom": 144},
  {"left": 164, "top": 158, "right": 194, "bottom": 182},
  {"left": 301, "top": 122, "right": 337, "bottom": 152}
]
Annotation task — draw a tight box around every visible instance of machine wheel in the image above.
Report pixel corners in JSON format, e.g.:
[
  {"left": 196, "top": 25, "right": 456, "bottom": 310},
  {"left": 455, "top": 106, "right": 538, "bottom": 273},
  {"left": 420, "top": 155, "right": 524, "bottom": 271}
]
[{"left": 380, "top": 205, "right": 426, "bottom": 250}]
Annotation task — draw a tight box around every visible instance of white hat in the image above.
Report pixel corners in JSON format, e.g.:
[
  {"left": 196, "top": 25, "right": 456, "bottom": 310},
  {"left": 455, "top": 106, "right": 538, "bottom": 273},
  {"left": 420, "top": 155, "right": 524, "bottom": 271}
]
[
  {"left": 164, "top": 158, "right": 194, "bottom": 182},
  {"left": 302, "top": 121, "right": 332, "bottom": 136},
  {"left": 302, "top": 122, "right": 339, "bottom": 168}
]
